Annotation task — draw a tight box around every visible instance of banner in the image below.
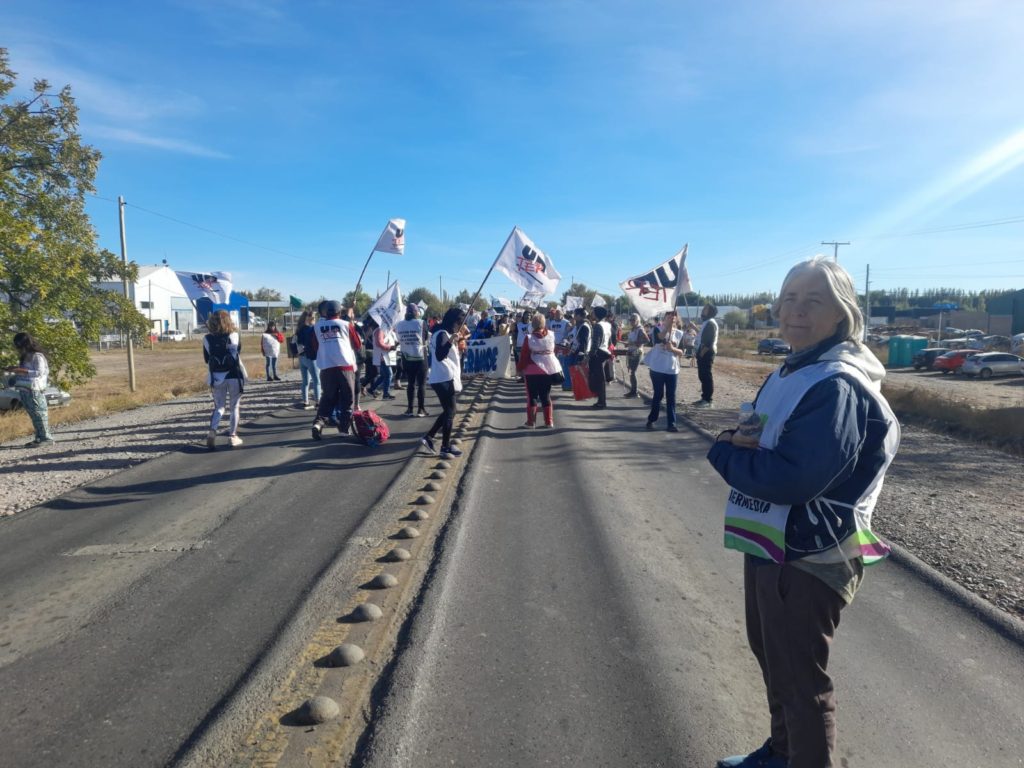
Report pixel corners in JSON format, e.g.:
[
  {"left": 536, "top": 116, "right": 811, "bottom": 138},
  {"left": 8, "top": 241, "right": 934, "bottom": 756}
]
[
  {"left": 618, "top": 245, "right": 690, "bottom": 320},
  {"left": 461, "top": 335, "right": 513, "bottom": 379},
  {"left": 494, "top": 227, "right": 561, "bottom": 295},
  {"left": 563, "top": 295, "right": 584, "bottom": 312},
  {"left": 367, "top": 281, "right": 403, "bottom": 332},
  {"left": 175, "top": 271, "right": 233, "bottom": 304},
  {"left": 520, "top": 290, "right": 546, "bottom": 308},
  {"left": 590, "top": 294, "right": 607, "bottom": 308},
  {"left": 373, "top": 218, "right": 406, "bottom": 255}
]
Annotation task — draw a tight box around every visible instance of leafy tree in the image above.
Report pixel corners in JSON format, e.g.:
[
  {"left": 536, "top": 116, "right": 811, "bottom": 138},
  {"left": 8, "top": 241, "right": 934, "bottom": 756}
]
[
  {"left": 453, "top": 289, "right": 487, "bottom": 311},
  {"left": 237, "top": 286, "right": 282, "bottom": 301},
  {"left": 342, "top": 288, "right": 373, "bottom": 315},
  {"left": 0, "top": 49, "right": 147, "bottom": 385},
  {"left": 406, "top": 287, "right": 443, "bottom": 319}
]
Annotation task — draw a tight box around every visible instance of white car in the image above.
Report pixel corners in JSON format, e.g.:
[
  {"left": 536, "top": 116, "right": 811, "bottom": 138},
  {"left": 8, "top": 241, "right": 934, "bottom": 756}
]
[
  {"left": 159, "top": 329, "right": 187, "bottom": 342},
  {"left": 0, "top": 383, "right": 72, "bottom": 411},
  {"left": 959, "top": 352, "right": 1023, "bottom": 379}
]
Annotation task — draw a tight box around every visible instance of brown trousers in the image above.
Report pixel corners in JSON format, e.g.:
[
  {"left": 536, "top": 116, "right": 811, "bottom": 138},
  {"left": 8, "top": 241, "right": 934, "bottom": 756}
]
[{"left": 744, "top": 556, "right": 846, "bottom": 768}]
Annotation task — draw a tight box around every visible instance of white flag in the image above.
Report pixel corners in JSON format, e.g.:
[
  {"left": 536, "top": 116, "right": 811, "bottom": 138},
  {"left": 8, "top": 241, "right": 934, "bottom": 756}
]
[
  {"left": 520, "top": 290, "right": 546, "bottom": 308},
  {"left": 373, "top": 218, "right": 406, "bottom": 255},
  {"left": 368, "top": 281, "right": 403, "bottom": 332},
  {"left": 590, "top": 294, "right": 607, "bottom": 308},
  {"left": 563, "top": 295, "right": 584, "bottom": 312},
  {"left": 618, "top": 245, "right": 691, "bottom": 320},
  {"left": 175, "top": 270, "right": 233, "bottom": 304},
  {"left": 494, "top": 227, "right": 561, "bottom": 295}
]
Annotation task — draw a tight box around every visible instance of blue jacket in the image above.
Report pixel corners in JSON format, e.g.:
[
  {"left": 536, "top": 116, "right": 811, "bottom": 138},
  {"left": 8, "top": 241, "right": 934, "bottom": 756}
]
[{"left": 707, "top": 334, "right": 896, "bottom": 561}]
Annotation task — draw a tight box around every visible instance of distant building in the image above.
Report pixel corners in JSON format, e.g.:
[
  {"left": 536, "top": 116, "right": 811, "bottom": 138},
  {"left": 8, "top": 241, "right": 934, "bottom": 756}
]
[{"left": 96, "top": 265, "right": 196, "bottom": 337}]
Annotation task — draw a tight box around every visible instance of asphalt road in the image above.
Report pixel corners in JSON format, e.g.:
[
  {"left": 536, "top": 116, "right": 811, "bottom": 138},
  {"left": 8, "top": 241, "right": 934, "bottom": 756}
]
[
  {"left": 358, "top": 378, "right": 1024, "bottom": 767},
  {"left": 0, "top": 397, "right": 432, "bottom": 768}
]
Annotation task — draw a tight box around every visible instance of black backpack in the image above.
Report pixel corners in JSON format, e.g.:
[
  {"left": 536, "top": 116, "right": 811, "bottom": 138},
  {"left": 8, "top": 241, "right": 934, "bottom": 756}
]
[{"left": 206, "top": 334, "right": 237, "bottom": 374}]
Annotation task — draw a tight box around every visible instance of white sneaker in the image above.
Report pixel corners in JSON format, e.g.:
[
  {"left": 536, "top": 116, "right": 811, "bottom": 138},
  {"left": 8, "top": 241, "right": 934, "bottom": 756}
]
[
  {"left": 206, "top": 430, "right": 217, "bottom": 450},
  {"left": 229, "top": 435, "right": 243, "bottom": 447}
]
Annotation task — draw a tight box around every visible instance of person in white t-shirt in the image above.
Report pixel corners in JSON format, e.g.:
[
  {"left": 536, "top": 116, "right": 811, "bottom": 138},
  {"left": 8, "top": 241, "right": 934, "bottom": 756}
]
[{"left": 644, "top": 311, "right": 686, "bottom": 432}]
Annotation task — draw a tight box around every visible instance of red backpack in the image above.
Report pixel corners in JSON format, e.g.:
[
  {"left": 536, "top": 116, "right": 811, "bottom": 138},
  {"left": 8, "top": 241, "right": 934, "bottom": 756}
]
[{"left": 351, "top": 409, "right": 390, "bottom": 446}]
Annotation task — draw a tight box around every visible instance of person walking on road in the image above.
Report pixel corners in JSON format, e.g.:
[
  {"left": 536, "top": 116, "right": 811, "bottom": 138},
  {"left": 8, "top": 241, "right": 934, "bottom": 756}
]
[
  {"left": 421, "top": 307, "right": 466, "bottom": 457},
  {"left": 588, "top": 306, "right": 612, "bottom": 408},
  {"left": 623, "top": 312, "right": 650, "bottom": 398},
  {"left": 370, "top": 322, "right": 398, "bottom": 400},
  {"left": 395, "top": 303, "right": 429, "bottom": 417},
  {"left": 516, "top": 312, "right": 562, "bottom": 428},
  {"left": 706, "top": 257, "right": 900, "bottom": 768},
  {"left": 261, "top": 321, "right": 283, "bottom": 381},
  {"left": 294, "top": 311, "right": 320, "bottom": 409},
  {"left": 203, "top": 310, "right": 246, "bottom": 449},
  {"left": 7, "top": 332, "right": 54, "bottom": 447},
  {"left": 644, "top": 311, "right": 685, "bottom": 432},
  {"left": 311, "top": 300, "right": 363, "bottom": 440},
  {"left": 693, "top": 303, "right": 718, "bottom": 407}
]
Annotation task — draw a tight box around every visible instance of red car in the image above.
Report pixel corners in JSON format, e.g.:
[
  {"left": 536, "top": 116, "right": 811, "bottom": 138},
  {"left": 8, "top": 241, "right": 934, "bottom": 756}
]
[{"left": 932, "top": 349, "right": 981, "bottom": 374}]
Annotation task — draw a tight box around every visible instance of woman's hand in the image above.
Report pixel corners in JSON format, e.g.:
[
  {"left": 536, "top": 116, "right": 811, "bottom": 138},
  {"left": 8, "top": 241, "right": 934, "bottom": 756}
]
[{"left": 730, "top": 432, "right": 761, "bottom": 449}]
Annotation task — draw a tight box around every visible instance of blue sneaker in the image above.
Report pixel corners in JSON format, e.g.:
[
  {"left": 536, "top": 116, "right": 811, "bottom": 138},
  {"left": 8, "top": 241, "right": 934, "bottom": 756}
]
[
  {"left": 441, "top": 445, "right": 463, "bottom": 457},
  {"left": 420, "top": 436, "right": 436, "bottom": 454},
  {"left": 717, "top": 740, "right": 787, "bottom": 768}
]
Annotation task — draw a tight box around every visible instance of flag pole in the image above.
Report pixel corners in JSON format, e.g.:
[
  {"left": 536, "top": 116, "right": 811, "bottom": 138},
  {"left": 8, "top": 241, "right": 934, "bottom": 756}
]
[
  {"left": 353, "top": 246, "right": 376, "bottom": 298},
  {"left": 467, "top": 225, "right": 517, "bottom": 311}
]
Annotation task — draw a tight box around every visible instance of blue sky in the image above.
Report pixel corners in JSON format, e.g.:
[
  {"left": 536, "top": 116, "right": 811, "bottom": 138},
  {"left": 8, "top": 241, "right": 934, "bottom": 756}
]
[{"left": 5, "top": 0, "right": 1024, "bottom": 304}]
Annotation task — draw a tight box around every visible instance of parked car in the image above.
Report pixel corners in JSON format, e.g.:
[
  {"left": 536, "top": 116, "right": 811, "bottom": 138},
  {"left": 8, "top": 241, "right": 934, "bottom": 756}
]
[
  {"left": 912, "top": 347, "right": 950, "bottom": 370},
  {"left": 0, "top": 382, "right": 72, "bottom": 412},
  {"left": 959, "top": 352, "right": 1024, "bottom": 379},
  {"left": 757, "top": 338, "right": 791, "bottom": 355},
  {"left": 159, "top": 329, "right": 187, "bottom": 342},
  {"left": 932, "top": 349, "right": 981, "bottom": 374}
]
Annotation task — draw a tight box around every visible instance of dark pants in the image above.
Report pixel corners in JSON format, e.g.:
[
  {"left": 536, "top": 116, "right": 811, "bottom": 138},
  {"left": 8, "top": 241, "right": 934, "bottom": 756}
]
[
  {"left": 427, "top": 380, "right": 458, "bottom": 447},
  {"left": 647, "top": 370, "right": 677, "bottom": 427},
  {"left": 316, "top": 367, "right": 355, "bottom": 432},
  {"left": 405, "top": 359, "right": 427, "bottom": 411},
  {"left": 697, "top": 350, "right": 715, "bottom": 402},
  {"left": 626, "top": 352, "right": 642, "bottom": 394},
  {"left": 744, "top": 557, "right": 846, "bottom": 768},
  {"left": 524, "top": 374, "right": 552, "bottom": 406},
  {"left": 588, "top": 354, "right": 607, "bottom": 405}
]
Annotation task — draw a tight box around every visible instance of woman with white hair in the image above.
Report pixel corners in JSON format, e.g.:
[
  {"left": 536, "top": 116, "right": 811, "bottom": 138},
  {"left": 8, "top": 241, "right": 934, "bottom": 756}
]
[
  {"left": 707, "top": 257, "right": 900, "bottom": 768},
  {"left": 623, "top": 312, "right": 650, "bottom": 398},
  {"left": 515, "top": 312, "right": 562, "bottom": 428}
]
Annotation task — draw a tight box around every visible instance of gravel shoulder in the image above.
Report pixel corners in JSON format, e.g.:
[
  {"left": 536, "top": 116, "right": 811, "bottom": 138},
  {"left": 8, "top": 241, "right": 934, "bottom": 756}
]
[{"left": 3, "top": 359, "right": 1022, "bottom": 622}]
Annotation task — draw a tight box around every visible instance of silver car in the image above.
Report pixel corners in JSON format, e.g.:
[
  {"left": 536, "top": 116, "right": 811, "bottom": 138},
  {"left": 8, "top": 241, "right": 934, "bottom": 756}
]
[
  {"left": 0, "top": 385, "right": 72, "bottom": 411},
  {"left": 959, "top": 352, "right": 1024, "bottom": 379}
]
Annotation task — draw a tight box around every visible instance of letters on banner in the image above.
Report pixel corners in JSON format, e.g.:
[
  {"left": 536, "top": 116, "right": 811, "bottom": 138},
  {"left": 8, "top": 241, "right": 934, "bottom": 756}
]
[
  {"left": 461, "top": 335, "right": 513, "bottom": 379},
  {"left": 619, "top": 245, "right": 691, "bottom": 320},
  {"left": 494, "top": 227, "right": 561, "bottom": 295},
  {"left": 175, "top": 270, "right": 233, "bottom": 304}
]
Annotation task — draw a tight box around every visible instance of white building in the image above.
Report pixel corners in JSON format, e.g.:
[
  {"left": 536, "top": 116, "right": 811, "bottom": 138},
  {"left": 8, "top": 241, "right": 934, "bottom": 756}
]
[{"left": 97, "top": 265, "right": 197, "bottom": 337}]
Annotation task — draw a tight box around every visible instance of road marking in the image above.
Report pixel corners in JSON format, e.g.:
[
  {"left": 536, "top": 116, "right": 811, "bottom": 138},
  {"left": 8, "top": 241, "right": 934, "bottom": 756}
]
[{"left": 63, "top": 540, "right": 209, "bottom": 556}]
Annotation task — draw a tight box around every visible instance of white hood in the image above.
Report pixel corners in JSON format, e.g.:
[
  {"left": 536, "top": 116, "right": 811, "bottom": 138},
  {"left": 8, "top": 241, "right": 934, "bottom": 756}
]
[{"left": 820, "top": 341, "right": 886, "bottom": 391}]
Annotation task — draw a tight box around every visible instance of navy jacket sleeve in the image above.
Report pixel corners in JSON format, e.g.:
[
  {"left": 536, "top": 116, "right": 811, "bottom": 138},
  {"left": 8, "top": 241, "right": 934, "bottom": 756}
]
[{"left": 707, "top": 376, "right": 870, "bottom": 505}]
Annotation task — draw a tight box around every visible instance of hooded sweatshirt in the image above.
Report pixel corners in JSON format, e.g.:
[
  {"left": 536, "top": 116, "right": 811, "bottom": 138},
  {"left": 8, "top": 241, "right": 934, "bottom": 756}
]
[{"left": 707, "top": 333, "right": 900, "bottom": 602}]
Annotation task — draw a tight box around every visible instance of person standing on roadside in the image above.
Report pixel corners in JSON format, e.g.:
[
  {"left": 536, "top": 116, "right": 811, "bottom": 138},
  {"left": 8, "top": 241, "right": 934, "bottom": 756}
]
[
  {"left": 311, "top": 300, "right": 363, "bottom": 440},
  {"left": 395, "top": 303, "right": 429, "bottom": 417},
  {"left": 261, "top": 321, "right": 283, "bottom": 381},
  {"left": 623, "top": 312, "right": 650, "bottom": 398},
  {"left": 421, "top": 306, "right": 466, "bottom": 457},
  {"left": 707, "top": 257, "right": 900, "bottom": 768},
  {"left": 682, "top": 321, "right": 698, "bottom": 367},
  {"left": 694, "top": 303, "right": 719, "bottom": 408},
  {"left": 203, "top": 310, "right": 245, "bottom": 449},
  {"left": 7, "top": 332, "right": 54, "bottom": 447},
  {"left": 294, "top": 311, "right": 320, "bottom": 409},
  {"left": 644, "top": 311, "right": 685, "bottom": 431}
]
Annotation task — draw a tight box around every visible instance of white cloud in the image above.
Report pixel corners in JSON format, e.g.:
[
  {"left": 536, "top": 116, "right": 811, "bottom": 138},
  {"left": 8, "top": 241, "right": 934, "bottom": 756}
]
[{"left": 89, "top": 126, "right": 230, "bottom": 159}]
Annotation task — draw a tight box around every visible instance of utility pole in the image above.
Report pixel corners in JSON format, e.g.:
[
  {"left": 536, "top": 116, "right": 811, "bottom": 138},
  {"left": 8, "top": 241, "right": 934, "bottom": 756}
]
[
  {"left": 148, "top": 280, "right": 154, "bottom": 349},
  {"left": 821, "top": 240, "right": 850, "bottom": 262},
  {"left": 118, "top": 196, "right": 137, "bottom": 392},
  {"left": 863, "top": 264, "right": 870, "bottom": 341},
  {"left": 439, "top": 275, "right": 443, "bottom": 304}
]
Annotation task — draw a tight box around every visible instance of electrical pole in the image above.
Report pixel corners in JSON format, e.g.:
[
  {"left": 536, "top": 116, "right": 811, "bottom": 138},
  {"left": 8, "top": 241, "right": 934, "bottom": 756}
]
[
  {"left": 821, "top": 240, "right": 850, "bottom": 262},
  {"left": 118, "top": 196, "right": 137, "bottom": 392},
  {"left": 863, "top": 264, "right": 870, "bottom": 341}
]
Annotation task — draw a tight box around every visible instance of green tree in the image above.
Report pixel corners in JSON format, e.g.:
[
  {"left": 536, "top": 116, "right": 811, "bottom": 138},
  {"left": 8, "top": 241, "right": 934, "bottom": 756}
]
[
  {"left": 406, "top": 287, "right": 443, "bottom": 319},
  {"left": 237, "top": 286, "right": 282, "bottom": 301},
  {"left": 453, "top": 289, "right": 487, "bottom": 311},
  {"left": 342, "top": 288, "right": 373, "bottom": 315},
  {"left": 0, "top": 49, "right": 147, "bottom": 385}
]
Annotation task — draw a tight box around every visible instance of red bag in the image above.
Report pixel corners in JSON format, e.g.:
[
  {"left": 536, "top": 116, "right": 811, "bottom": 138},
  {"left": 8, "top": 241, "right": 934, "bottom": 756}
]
[
  {"left": 570, "top": 364, "right": 595, "bottom": 401},
  {"left": 351, "top": 409, "right": 390, "bottom": 446}
]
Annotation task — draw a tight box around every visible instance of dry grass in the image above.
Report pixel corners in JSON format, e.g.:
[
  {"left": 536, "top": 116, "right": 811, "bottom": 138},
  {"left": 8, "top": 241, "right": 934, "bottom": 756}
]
[{"left": 0, "top": 335, "right": 281, "bottom": 443}]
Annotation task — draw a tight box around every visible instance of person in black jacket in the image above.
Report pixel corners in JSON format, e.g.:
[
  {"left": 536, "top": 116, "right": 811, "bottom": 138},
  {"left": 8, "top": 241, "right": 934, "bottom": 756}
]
[{"left": 588, "top": 306, "right": 611, "bottom": 408}]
